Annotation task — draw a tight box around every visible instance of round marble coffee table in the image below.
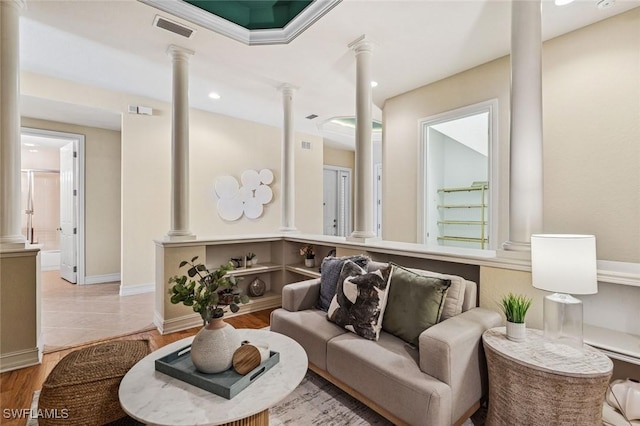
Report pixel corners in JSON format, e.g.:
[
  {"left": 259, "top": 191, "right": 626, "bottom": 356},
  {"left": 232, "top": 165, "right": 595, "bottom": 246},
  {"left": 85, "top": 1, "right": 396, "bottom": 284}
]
[{"left": 119, "top": 329, "right": 308, "bottom": 426}]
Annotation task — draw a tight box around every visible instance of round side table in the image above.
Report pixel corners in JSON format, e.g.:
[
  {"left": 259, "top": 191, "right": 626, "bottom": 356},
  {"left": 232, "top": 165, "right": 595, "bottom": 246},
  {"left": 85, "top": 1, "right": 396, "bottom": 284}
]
[{"left": 483, "top": 327, "right": 613, "bottom": 426}]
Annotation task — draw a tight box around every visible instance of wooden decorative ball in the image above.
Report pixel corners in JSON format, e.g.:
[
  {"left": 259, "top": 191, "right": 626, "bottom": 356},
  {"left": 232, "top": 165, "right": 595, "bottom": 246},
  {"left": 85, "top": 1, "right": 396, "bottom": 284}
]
[{"left": 232, "top": 344, "right": 261, "bottom": 375}]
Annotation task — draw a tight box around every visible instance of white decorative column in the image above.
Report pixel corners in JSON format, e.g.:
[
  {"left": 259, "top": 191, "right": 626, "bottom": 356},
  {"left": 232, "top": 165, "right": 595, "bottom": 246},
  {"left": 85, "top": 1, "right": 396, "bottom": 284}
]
[
  {"left": 503, "top": 0, "right": 543, "bottom": 251},
  {"left": 0, "top": 0, "right": 26, "bottom": 248},
  {"left": 166, "top": 45, "right": 195, "bottom": 241},
  {"left": 279, "top": 84, "right": 297, "bottom": 232},
  {"left": 348, "top": 35, "right": 377, "bottom": 241}
]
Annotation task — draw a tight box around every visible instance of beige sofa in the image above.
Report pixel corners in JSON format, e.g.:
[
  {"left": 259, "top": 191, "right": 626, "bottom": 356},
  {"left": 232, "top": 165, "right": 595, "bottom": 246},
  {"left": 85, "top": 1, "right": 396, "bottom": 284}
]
[{"left": 270, "top": 263, "right": 501, "bottom": 426}]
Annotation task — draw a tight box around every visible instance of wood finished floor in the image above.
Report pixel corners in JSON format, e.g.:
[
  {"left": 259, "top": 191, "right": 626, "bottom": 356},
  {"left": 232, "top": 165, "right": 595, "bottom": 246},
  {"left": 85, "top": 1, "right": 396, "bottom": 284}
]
[{"left": 0, "top": 309, "right": 274, "bottom": 426}]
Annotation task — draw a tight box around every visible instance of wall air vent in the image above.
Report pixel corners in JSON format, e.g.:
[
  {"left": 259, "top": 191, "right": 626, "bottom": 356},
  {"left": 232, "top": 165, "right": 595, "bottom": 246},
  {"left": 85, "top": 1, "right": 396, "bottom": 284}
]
[
  {"left": 301, "top": 141, "right": 312, "bottom": 150},
  {"left": 153, "top": 15, "right": 196, "bottom": 39}
]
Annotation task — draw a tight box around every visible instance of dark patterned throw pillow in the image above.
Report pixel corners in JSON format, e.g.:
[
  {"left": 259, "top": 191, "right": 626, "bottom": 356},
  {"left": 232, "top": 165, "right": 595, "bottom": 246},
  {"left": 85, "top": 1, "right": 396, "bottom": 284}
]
[
  {"left": 317, "top": 255, "right": 370, "bottom": 311},
  {"left": 327, "top": 260, "right": 392, "bottom": 341}
]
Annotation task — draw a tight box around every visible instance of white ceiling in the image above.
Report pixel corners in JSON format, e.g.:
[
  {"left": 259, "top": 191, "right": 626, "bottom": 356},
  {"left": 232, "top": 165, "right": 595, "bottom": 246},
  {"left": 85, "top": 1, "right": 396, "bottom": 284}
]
[{"left": 18, "top": 0, "right": 640, "bottom": 147}]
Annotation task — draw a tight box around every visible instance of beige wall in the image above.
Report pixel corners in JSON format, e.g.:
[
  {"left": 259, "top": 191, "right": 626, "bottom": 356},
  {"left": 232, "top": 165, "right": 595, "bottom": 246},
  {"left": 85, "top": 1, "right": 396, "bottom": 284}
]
[
  {"left": 382, "top": 9, "right": 640, "bottom": 264},
  {"left": 22, "top": 118, "right": 122, "bottom": 277},
  {"left": 21, "top": 73, "right": 323, "bottom": 289},
  {"left": 323, "top": 146, "right": 355, "bottom": 171}
]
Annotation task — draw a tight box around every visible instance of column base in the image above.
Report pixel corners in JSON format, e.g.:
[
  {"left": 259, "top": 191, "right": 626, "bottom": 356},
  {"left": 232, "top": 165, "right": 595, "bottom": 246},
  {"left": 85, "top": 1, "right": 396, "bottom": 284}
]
[
  {"left": 278, "top": 227, "right": 299, "bottom": 233},
  {"left": 502, "top": 240, "right": 531, "bottom": 252},
  {"left": 347, "top": 232, "right": 380, "bottom": 243},
  {"left": 0, "top": 235, "right": 26, "bottom": 250},
  {"left": 164, "top": 232, "right": 196, "bottom": 242}
]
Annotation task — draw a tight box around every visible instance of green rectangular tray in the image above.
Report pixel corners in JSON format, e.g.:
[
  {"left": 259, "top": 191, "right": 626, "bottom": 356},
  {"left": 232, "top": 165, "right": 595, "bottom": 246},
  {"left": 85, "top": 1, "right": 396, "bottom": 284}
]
[{"left": 154, "top": 344, "right": 280, "bottom": 399}]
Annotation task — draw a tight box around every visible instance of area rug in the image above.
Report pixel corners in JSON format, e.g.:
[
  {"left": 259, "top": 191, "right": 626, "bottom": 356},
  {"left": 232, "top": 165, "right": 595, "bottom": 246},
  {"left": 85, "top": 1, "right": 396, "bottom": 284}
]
[{"left": 29, "top": 370, "right": 485, "bottom": 425}]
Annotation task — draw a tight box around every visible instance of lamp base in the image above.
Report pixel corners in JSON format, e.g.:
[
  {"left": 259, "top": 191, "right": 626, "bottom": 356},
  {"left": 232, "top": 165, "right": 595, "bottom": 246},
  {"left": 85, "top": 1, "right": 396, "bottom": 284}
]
[{"left": 543, "top": 293, "right": 584, "bottom": 348}]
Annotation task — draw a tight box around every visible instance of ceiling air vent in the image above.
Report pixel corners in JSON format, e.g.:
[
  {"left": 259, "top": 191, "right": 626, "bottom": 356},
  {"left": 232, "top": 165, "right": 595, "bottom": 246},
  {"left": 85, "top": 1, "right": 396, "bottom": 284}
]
[
  {"left": 306, "top": 114, "right": 318, "bottom": 120},
  {"left": 153, "top": 15, "right": 196, "bottom": 39}
]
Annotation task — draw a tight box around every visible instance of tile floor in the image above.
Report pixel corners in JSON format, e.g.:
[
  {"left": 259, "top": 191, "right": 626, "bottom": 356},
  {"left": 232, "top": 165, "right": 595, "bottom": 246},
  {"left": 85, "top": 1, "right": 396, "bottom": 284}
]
[{"left": 41, "top": 270, "right": 155, "bottom": 352}]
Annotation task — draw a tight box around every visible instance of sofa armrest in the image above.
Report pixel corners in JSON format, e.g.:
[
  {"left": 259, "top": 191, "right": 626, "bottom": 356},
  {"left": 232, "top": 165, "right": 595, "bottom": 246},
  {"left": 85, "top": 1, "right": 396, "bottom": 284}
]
[
  {"left": 281, "top": 278, "right": 321, "bottom": 312},
  {"left": 418, "top": 307, "right": 502, "bottom": 421}
]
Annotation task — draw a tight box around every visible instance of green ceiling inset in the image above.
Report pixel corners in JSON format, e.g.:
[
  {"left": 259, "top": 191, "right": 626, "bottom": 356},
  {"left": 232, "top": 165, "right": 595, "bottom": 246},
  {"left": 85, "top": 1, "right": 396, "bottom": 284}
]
[{"left": 184, "top": 0, "right": 313, "bottom": 30}]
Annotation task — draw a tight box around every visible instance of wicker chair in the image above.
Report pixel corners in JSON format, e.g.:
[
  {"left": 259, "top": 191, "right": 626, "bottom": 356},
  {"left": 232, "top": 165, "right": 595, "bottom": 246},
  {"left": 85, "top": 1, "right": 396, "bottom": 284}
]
[{"left": 39, "top": 340, "right": 149, "bottom": 426}]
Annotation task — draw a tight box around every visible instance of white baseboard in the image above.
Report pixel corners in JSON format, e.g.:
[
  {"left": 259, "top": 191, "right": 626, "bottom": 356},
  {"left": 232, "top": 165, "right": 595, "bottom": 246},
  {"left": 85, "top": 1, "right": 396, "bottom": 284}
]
[
  {"left": 155, "top": 311, "right": 202, "bottom": 335},
  {"left": 0, "top": 347, "right": 41, "bottom": 373},
  {"left": 120, "top": 282, "right": 154, "bottom": 296},
  {"left": 84, "top": 273, "right": 121, "bottom": 285}
]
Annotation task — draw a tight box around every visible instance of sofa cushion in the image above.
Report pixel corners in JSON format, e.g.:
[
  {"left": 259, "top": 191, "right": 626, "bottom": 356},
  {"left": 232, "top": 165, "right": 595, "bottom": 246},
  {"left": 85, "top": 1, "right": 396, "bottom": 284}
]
[
  {"left": 327, "top": 261, "right": 391, "bottom": 341},
  {"left": 270, "top": 308, "right": 346, "bottom": 371},
  {"left": 408, "top": 268, "right": 467, "bottom": 320},
  {"left": 383, "top": 264, "right": 451, "bottom": 346},
  {"left": 317, "top": 255, "right": 370, "bottom": 311},
  {"left": 326, "top": 331, "right": 452, "bottom": 426}
]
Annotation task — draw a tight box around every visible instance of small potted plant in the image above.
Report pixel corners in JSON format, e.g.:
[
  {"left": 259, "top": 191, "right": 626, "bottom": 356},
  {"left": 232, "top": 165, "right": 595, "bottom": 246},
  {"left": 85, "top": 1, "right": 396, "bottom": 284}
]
[
  {"left": 300, "top": 244, "right": 315, "bottom": 267},
  {"left": 246, "top": 252, "right": 256, "bottom": 268},
  {"left": 498, "top": 292, "right": 532, "bottom": 342},
  {"left": 168, "top": 257, "right": 250, "bottom": 373}
]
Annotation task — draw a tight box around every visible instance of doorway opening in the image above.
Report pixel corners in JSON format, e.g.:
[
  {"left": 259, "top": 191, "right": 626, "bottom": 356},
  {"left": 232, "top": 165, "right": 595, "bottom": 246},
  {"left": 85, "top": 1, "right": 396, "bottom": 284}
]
[
  {"left": 21, "top": 127, "right": 85, "bottom": 282},
  {"left": 418, "top": 100, "right": 498, "bottom": 249}
]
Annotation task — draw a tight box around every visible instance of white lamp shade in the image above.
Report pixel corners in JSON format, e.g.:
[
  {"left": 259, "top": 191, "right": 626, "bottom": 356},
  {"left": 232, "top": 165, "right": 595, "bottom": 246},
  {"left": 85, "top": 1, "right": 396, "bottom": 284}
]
[{"left": 531, "top": 234, "right": 598, "bottom": 295}]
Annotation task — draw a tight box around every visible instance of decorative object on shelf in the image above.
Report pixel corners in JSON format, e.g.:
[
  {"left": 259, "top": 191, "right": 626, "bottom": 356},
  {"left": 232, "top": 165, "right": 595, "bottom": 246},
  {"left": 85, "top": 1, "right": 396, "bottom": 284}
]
[
  {"left": 248, "top": 277, "right": 266, "bottom": 297},
  {"left": 214, "top": 169, "right": 274, "bottom": 221},
  {"left": 300, "top": 244, "right": 315, "bottom": 267},
  {"left": 168, "top": 257, "right": 250, "bottom": 373},
  {"left": 246, "top": 252, "right": 256, "bottom": 267},
  {"left": 498, "top": 292, "right": 532, "bottom": 342},
  {"left": 531, "top": 234, "right": 598, "bottom": 348},
  {"left": 230, "top": 257, "right": 243, "bottom": 268},
  {"left": 607, "top": 378, "right": 640, "bottom": 421}
]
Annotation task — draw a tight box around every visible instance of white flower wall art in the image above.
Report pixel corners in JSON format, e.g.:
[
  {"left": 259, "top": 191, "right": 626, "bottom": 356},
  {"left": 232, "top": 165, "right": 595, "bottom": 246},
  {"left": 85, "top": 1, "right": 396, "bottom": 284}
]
[{"left": 215, "top": 169, "right": 274, "bottom": 221}]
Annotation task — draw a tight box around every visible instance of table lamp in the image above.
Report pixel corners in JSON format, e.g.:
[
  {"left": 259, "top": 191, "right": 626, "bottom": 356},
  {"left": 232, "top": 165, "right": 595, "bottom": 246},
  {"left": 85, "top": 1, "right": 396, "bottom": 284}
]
[{"left": 531, "top": 234, "right": 598, "bottom": 348}]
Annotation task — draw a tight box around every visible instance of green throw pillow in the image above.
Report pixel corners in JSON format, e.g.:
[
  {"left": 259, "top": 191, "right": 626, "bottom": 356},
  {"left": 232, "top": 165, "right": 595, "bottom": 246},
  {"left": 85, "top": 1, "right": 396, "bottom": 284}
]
[{"left": 382, "top": 263, "right": 451, "bottom": 346}]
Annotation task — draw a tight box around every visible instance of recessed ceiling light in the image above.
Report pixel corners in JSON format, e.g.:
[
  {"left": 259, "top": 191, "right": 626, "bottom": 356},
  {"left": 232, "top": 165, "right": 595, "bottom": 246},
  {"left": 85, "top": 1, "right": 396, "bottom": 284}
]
[
  {"left": 208, "top": 92, "right": 221, "bottom": 100},
  {"left": 29, "top": 149, "right": 39, "bottom": 153},
  {"left": 596, "top": 0, "right": 615, "bottom": 9},
  {"left": 554, "top": 0, "right": 574, "bottom": 5},
  {"left": 24, "top": 143, "right": 36, "bottom": 147},
  {"left": 371, "top": 81, "right": 378, "bottom": 88}
]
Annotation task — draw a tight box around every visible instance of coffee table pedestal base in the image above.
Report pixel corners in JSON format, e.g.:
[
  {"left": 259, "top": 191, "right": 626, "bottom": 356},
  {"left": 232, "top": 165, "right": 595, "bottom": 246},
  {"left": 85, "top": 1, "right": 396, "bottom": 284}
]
[{"left": 223, "top": 409, "right": 268, "bottom": 426}]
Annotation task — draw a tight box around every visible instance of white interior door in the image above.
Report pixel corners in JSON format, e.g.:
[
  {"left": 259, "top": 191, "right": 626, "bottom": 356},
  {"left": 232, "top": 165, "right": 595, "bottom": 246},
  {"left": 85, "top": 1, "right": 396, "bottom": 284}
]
[
  {"left": 323, "top": 166, "right": 352, "bottom": 237},
  {"left": 60, "top": 142, "right": 77, "bottom": 283},
  {"left": 323, "top": 169, "right": 338, "bottom": 236}
]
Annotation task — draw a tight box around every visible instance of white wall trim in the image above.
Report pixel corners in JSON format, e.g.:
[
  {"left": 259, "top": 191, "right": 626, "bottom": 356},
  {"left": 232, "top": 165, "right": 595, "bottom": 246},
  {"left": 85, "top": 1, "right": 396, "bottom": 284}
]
[
  {"left": 0, "top": 347, "right": 41, "bottom": 373},
  {"left": 83, "top": 273, "right": 121, "bottom": 285},
  {"left": 119, "top": 282, "right": 154, "bottom": 296}
]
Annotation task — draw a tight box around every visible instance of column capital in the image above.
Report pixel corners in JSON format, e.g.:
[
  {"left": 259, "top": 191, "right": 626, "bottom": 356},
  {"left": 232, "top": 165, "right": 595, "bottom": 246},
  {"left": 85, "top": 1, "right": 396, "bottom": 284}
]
[
  {"left": 348, "top": 35, "right": 374, "bottom": 54},
  {"left": 1, "top": 0, "right": 26, "bottom": 11},
  {"left": 167, "top": 45, "right": 195, "bottom": 60},
  {"left": 278, "top": 84, "right": 297, "bottom": 95}
]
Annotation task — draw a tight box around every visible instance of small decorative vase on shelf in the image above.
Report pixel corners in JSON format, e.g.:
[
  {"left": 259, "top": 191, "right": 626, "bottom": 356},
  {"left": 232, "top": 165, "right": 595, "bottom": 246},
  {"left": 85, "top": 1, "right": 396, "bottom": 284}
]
[
  {"left": 190, "top": 318, "right": 241, "bottom": 374},
  {"left": 506, "top": 321, "right": 526, "bottom": 342},
  {"left": 305, "top": 257, "right": 315, "bottom": 268},
  {"left": 248, "top": 277, "right": 266, "bottom": 297}
]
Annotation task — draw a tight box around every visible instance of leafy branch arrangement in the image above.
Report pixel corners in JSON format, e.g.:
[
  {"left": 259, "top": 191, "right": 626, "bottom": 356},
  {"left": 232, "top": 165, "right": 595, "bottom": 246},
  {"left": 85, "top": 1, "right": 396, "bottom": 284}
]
[
  {"left": 498, "top": 293, "right": 533, "bottom": 324},
  {"left": 168, "top": 256, "right": 250, "bottom": 325}
]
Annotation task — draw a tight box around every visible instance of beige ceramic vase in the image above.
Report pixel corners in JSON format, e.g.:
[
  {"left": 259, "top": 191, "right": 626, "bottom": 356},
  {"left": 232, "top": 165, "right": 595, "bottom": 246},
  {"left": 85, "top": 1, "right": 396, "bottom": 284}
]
[{"left": 190, "top": 318, "right": 241, "bottom": 374}]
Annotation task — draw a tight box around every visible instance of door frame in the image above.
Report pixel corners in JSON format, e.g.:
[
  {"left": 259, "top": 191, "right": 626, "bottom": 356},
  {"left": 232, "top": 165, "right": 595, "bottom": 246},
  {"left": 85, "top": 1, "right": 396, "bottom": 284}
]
[
  {"left": 323, "top": 165, "right": 352, "bottom": 237},
  {"left": 21, "top": 127, "right": 86, "bottom": 284},
  {"left": 416, "top": 99, "right": 499, "bottom": 249}
]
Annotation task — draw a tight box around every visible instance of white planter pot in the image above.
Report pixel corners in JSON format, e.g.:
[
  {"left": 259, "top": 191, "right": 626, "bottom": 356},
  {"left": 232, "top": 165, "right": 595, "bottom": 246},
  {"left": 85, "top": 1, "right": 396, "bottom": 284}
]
[
  {"left": 506, "top": 321, "right": 526, "bottom": 342},
  {"left": 305, "top": 258, "right": 315, "bottom": 268},
  {"left": 190, "top": 318, "right": 241, "bottom": 373}
]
